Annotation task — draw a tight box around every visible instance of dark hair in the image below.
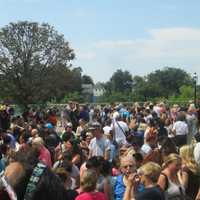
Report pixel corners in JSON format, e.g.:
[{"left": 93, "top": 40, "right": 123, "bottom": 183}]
[
  {"left": 100, "top": 160, "right": 111, "bottom": 176},
  {"left": 86, "top": 156, "right": 102, "bottom": 169},
  {"left": 133, "top": 152, "right": 143, "bottom": 162}
]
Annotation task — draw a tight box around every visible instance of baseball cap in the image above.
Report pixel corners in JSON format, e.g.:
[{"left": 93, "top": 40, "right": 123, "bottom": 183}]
[
  {"left": 65, "top": 122, "right": 73, "bottom": 128},
  {"left": 45, "top": 123, "right": 53, "bottom": 129}
]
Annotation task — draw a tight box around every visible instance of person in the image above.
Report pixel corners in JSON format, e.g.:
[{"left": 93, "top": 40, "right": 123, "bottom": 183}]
[
  {"left": 103, "top": 126, "right": 117, "bottom": 163},
  {"left": 62, "top": 138, "right": 83, "bottom": 167},
  {"left": 88, "top": 122, "right": 111, "bottom": 161},
  {"left": 179, "top": 145, "right": 200, "bottom": 200},
  {"left": 61, "top": 122, "right": 76, "bottom": 141},
  {"left": 111, "top": 113, "right": 128, "bottom": 146},
  {"left": 54, "top": 167, "right": 78, "bottom": 200},
  {"left": 186, "top": 104, "right": 198, "bottom": 144},
  {"left": 114, "top": 155, "right": 138, "bottom": 200},
  {"left": 123, "top": 162, "right": 165, "bottom": 200},
  {"left": 75, "top": 169, "right": 107, "bottom": 200},
  {"left": 172, "top": 112, "right": 188, "bottom": 147},
  {"left": 157, "top": 153, "right": 185, "bottom": 200},
  {"left": 32, "top": 137, "right": 52, "bottom": 168},
  {"left": 0, "top": 150, "right": 67, "bottom": 200}
]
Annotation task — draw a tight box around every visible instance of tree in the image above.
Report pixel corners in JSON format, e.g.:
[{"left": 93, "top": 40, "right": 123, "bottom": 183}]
[
  {"left": 146, "top": 67, "right": 192, "bottom": 98},
  {"left": 108, "top": 69, "right": 133, "bottom": 93},
  {"left": 82, "top": 74, "right": 94, "bottom": 85},
  {"left": 0, "top": 21, "right": 75, "bottom": 108}
]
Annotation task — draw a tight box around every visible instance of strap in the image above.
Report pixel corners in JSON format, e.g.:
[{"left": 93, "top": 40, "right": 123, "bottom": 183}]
[
  {"left": 24, "top": 162, "right": 47, "bottom": 200},
  {"left": 116, "top": 121, "right": 126, "bottom": 136},
  {"left": 160, "top": 172, "right": 169, "bottom": 191}
]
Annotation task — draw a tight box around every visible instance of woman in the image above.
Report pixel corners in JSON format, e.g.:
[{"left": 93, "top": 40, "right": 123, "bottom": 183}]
[
  {"left": 62, "top": 138, "right": 83, "bottom": 167},
  {"left": 157, "top": 153, "right": 185, "bottom": 200},
  {"left": 75, "top": 169, "right": 107, "bottom": 200},
  {"left": 179, "top": 145, "right": 200, "bottom": 200},
  {"left": 123, "top": 162, "right": 165, "bottom": 200}
]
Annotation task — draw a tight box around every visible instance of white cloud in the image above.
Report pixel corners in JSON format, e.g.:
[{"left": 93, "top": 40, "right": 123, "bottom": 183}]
[{"left": 74, "top": 27, "right": 200, "bottom": 82}]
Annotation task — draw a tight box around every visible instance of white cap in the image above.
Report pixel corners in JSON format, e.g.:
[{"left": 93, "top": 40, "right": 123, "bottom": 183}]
[{"left": 103, "top": 126, "right": 112, "bottom": 135}]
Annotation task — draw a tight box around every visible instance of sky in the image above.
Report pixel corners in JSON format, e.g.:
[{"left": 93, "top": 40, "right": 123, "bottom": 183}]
[{"left": 1, "top": 0, "right": 200, "bottom": 83}]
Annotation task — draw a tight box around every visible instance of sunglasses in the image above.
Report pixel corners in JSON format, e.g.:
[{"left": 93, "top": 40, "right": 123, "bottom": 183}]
[{"left": 122, "top": 165, "right": 134, "bottom": 169}]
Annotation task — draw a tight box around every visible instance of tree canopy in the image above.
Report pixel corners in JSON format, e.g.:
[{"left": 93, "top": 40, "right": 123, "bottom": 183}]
[{"left": 0, "top": 21, "right": 75, "bottom": 107}]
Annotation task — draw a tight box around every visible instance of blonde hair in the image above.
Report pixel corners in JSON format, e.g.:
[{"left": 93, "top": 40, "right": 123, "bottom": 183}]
[
  {"left": 139, "top": 162, "right": 161, "bottom": 183},
  {"left": 180, "top": 145, "right": 199, "bottom": 174},
  {"left": 80, "top": 169, "right": 97, "bottom": 192},
  {"left": 162, "top": 153, "right": 181, "bottom": 168}
]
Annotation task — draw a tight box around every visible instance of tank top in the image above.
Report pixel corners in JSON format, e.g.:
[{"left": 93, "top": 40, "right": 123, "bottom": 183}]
[{"left": 162, "top": 173, "right": 185, "bottom": 200}]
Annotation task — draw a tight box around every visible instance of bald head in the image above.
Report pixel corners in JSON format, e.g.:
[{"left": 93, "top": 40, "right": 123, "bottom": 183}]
[{"left": 31, "top": 129, "right": 38, "bottom": 138}]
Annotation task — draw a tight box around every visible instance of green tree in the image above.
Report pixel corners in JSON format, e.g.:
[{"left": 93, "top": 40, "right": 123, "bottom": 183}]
[
  {"left": 108, "top": 69, "right": 133, "bottom": 93},
  {"left": 147, "top": 67, "right": 192, "bottom": 98},
  {"left": 82, "top": 74, "right": 94, "bottom": 85},
  {"left": 0, "top": 21, "right": 75, "bottom": 108}
]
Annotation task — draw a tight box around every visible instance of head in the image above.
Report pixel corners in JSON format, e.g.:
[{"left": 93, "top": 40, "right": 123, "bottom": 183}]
[
  {"left": 120, "top": 155, "right": 136, "bottom": 177},
  {"left": 133, "top": 153, "right": 143, "bottom": 168},
  {"left": 65, "top": 122, "right": 73, "bottom": 133},
  {"left": 160, "top": 138, "right": 177, "bottom": 158},
  {"left": 163, "top": 153, "right": 182, "bottom": 173},
  {"left": 180, "top": 145, "right": 199, "bottom": 174},
  {"left": 54, "top": 167, "right": 72, "bottom": 190},
  {"left": 31, "top": 129, "right": 39, "bottom": 138},
  {"left": 176, "top": 111, "right": 186, "bottom": 122},
  {"left": 80, "top": 169, "right": 97, "bottom": 192},
  {"left": 32, "top": 137, "right": 44, "bottom": 151},
  {"left": 138, "top": 162, "right": 161, "bottom": 186},
  {"left": 89, "top": 122, "right": 102, "bottom": 139},
  {"left": 1, "top": 150, "right": 67, "bottom": 200}
]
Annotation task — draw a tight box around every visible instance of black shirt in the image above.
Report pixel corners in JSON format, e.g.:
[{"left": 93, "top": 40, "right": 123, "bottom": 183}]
[{"left": 136, "top": 186, "right": 165, "bottom": 200}]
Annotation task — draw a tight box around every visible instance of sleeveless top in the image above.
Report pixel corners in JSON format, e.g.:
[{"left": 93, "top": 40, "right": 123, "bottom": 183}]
[{"left": 162, "top": 173, "right": 185, "bottom": 200}]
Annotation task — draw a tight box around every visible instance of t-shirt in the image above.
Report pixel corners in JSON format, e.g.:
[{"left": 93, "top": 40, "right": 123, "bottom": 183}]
[
  {"left": 135, "top": 186, "right": 165, "bottom": 200},
  {"left": 141, "top": 143, "right": 152, "bottom": 155},
  {"left": 172, "top": 121, "right": 188, "bottom": 136},
  {"left": 89, "top": 136, "right": 111, "bottom": 157},
  {"left": 75, "top": 192, "right": 107, "bottom": 200},
  {"left": 110, "top": 120, "right": 128, "bottom": 145}
]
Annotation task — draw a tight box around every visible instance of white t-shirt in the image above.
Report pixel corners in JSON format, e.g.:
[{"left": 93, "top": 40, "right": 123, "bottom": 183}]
[
  {"left": 141, "top": 143, "right": 152, "bottom": 155},
  {"left": 172, "top": 121, "right": 188, "bottom": 136},
  {"left": 194, "top": 142, "right": 200, "bottom": 165},
  {"left": 110, "top": 120, "right": 128, "bottom": 145},
  {"left": 89, "top": 136, "right": 111, "bottom": 157}
]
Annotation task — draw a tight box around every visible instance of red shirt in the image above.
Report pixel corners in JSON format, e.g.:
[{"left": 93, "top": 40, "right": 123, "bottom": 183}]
[
  {"left": 75, "top": 192, "right": 107, "bottom": 200},
  {"left": 39, "top": 146, "right": 52, "bottom": 168}
]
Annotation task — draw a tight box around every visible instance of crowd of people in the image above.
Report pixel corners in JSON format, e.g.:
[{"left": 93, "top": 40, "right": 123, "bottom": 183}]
[{"left": 0, "top": 101, "right": 200, "bottom": 200}]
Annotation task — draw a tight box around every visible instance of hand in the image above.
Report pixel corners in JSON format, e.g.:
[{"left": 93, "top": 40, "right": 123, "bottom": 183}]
[{"left": 126, "top": 173, "right": 140, "bottom": 187}]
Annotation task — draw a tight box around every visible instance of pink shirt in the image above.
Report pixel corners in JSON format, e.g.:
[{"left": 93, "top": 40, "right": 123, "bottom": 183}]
[
  {"left": 39, "top": 146, "right": 52, "bottom": 168},
  {"left": 75, "top": 192, "right": 107, "bottom": 200}
]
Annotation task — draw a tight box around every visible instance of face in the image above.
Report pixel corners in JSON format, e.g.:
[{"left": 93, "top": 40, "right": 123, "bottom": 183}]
[
  {"left": 168, "top": 159, "right": 182, "bottom": 172},
  {"left": 121, "top": 159, "right": 136, "bottom": 176},
  {"left": 66, "top": 126, "right": 72, "bottom": 132},
  {"left": 65, "top": 141, "right": 72, "bottom": 150}
]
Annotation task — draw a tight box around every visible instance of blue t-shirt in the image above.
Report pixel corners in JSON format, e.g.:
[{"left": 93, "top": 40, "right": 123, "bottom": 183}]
[{"left": 114, "top": 175, "right": 145, "bottom": 200}]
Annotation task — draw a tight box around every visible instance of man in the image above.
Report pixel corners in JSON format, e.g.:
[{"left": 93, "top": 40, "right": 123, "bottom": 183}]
[
  {"left": 111, "top": 113, "right": 128, "bottom": 146},
  {"left": 114, "top": 155, "right": 138, "bottom": 200},
  {"left": 61, "top": 122, "right": 76, "bottom": 141},
  {"left": 88, "top": 122, "right": 111, "bottom": 160}
]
